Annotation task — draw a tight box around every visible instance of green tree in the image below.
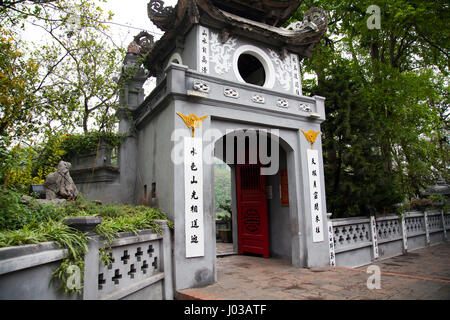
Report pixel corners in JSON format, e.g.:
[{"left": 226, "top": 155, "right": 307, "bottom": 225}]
[
  {"left": 0, "top": 0, "right": 126, "bottom": 192},
  {"left": 293, "top": 0, "right": 448, "bottom": 216},
  {"left": 1, "top": 0, "right": 126, "bottom": 136},
  {"left": 26, "top": 0, "right": 125, "bottom": 133},
  {"left": 214, "top": 164, "right": 231, "bottom": 213},
  {"left": 0, "top": 26, "right": 40, "bottom": 141}
]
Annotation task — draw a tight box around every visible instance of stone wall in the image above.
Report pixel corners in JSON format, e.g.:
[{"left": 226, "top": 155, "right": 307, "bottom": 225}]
[
  {"left": 69, "top": 141, "right": 124, "bottom": 204},
  {"left": 0, "top": 221, "right": 173, "bottom": 300}
]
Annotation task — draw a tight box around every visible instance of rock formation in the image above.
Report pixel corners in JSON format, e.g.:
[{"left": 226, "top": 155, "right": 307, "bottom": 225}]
[{"left": 43, "top": 161, "right": 79, "bottom": 200}]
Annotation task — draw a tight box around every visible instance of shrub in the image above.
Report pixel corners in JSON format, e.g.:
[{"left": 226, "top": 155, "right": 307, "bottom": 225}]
[
  {"left": 410, "top": 198, "right": 433, "bottom": 211},
  {"left": 0, "top": 193, "right": 172, "bottom": 294},
  {"left": 0, "top": 187, "right": 65, "bottom": 230},
  {"left": 61, "top": 131, "right": 125, "bottom": 161}
]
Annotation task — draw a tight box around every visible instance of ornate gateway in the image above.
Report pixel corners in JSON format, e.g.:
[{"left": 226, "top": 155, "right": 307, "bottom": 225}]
[{"left": 114, "top": 0, "right": 330, "bottom": 291}]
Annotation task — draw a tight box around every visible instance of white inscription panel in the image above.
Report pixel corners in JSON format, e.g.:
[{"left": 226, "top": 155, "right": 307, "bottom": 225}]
[
  {"left": 307, "top": 149, "right": 324, "bottom": 242},
  {"left": 184, "top": 137, "right": 205, "bottom": 258}
]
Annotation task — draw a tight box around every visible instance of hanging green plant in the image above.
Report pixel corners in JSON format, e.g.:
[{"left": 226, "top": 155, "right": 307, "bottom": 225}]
[{"left": 61, "top": 131, "right": 126, "bottom": 161}]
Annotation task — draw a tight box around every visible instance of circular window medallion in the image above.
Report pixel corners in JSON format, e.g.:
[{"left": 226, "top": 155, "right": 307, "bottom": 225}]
[
  {"left": 233, "top": 45, "right": 275, "bottom": 89},
  {"left": 238, "top": 54, "right": 266, "bottom": 86}
]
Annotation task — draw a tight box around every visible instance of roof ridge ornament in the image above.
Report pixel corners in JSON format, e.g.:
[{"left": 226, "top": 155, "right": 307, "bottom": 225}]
[
  {"left": 148, "top": 0, "right": 177, "bottom": 31},
  {"left": 187, "top": 0, "right": 200, "bottom": 24},
  {"left": 127, "top": 31, "right": 155, "bottom": 56},
  {"left": 148, "top": 0, "right": 175, "bottom": 15},
  {"left": 285, "top": 7, "right": 327, "bottom": 34}
]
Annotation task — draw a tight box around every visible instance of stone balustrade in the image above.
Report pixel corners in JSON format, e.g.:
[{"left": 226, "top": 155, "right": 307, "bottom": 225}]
[
  {"left": 0, "top": 221, "right": 173, "bottom": 300},
  {"left": 328, "top": 210, "right": 449, "bottom": 268}
]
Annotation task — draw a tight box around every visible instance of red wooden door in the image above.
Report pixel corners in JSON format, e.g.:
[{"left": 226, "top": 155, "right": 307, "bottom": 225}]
[{"left": 236, "top": 164, "right": 269, "bottom": 258}]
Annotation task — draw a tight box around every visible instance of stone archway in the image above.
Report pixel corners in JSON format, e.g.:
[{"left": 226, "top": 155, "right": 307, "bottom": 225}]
[{"left": 213, "top": 128, "right": 297, "bottom": 264}]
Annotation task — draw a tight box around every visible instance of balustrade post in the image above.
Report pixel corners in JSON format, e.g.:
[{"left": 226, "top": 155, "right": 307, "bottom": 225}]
[
  {"left": 369, "top": 215, "right": 379, "bottom": 260},
  {"left": 327, "top": 213, "right": 336, "bottom": 267},
  {"left": 83, "top": 236, "right": 100, "bottom": 300},
  {"left": 424, "top": 211, "right": 430, "bottom": 246},
  {"left": 157, "top": 220, "right": 174, "bottom": 300},
  {"left": 63, "top": 216, "right": 102, "bottom": 300},
  {"left": 400, "top": 214, "right": 408, "bottom": 254},
  {"left": 441, "top": 210, "right": 447, "bottom": 241}
]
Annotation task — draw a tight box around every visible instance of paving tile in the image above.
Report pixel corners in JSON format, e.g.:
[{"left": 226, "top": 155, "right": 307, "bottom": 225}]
[
  {"left": 321, "top": 284, "right": 345, "bottom": 292},
  {"left": 177, "top": 242, "right": 450, "bottom": 300}
]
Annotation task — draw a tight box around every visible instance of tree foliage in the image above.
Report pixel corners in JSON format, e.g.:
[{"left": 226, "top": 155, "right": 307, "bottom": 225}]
[
  {"left": 1, "top": 0, "right": 125, "bottom": 140},
  {"left": 214, "top": 164, "right": 231, "bottom": 213},
  {"left": 0, "top": 26, "right": 39, "bottom": 141},
  {"left": 28, "top": 0, "right": 124, "bottom": 133},
  {"left": 293, "top": 0, "right": 449, "bottom": 217},
  {"left": 0, "top": 0, "right": 127, "bottom": 192}
]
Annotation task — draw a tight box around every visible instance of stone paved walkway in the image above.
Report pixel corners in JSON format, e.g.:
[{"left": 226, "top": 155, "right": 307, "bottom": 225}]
[
  {"left": 216, "top": 242, "right": 234, "bottom": 256},
  {"left": 177, "top": 242, "right": 450, "bottom": 300}
]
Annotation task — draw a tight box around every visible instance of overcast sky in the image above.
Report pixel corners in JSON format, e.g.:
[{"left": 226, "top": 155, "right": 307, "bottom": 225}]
[
  {"left": 100, "top": 0, "right": 179, "bottom": 46},
  {"left": 16, "top": 1, "right": 182, "bottom": 118},
  {"left": 17, "top": 0, "right": 179, "bottom": 48},
  {"left": 98, "top": 0, "right": 179, "bottom": 94},
  {"left": 98, "top": 0, "right": 179, "bottom": 93}
]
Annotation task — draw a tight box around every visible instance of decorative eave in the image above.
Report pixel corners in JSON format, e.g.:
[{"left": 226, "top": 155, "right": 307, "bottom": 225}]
[
  {"left": 215, "top": 8, "right": 328, "bottom": 49},
  {"left": 208, "top": 0, "right": 302, "bottom": 27},
  {"left": 144, "top": 0, "right": 328, "bottom": 76}
]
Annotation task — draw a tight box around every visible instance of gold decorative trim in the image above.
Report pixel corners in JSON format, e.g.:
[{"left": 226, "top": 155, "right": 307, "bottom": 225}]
[
  {"left": 176, "top": 113, "right": 208, "bottom": 138},
  {"left": 301, "top": 130, "right": 320, "bottom": 149}
]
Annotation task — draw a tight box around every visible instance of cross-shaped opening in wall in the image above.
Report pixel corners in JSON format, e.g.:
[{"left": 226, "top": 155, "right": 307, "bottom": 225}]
[
  {"left": 112, "top": 269, "right": 122, "bottom": 285},
  {"left": 135, "top": 247, "right": 144, "bottom": 261},
  {"left": 128, "top": 264, "right": 137, "bottom": 279},
  {"left": 98, "top": 273, "right": 106, "bottom": 290},
  {"left": 147, "top": 244, "right": 154, "bottom": 257},
  {"left": 107, "top": 252, "right": 115, "bottom": 270},
  {"left": 121, "top": 250, "right": 130, "bottom": 264},
  {"left": 152, "top": 257, "right": 158, "bottom": 270},
  {"left": 141, "top": 260, "right": 149, "bottom": 274}
]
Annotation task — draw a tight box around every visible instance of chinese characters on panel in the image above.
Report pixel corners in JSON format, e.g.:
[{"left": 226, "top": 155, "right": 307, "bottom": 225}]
[
  {"left": 307, "top": 149, "right": 324, "bottom": 243},
  {"left": 184, "top": 137, "right": 205, "bottom": 258},
  {"left": 198, "top": 26, "right": 210, "bottom": 75},
  {"left": 290, "top": 54, "right": 302, "bottom": 96}
]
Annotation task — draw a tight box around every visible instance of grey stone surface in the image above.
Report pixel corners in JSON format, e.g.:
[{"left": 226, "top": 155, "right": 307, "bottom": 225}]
[
  {"left": 21, "top": 195, "right": 67, "bottom": 207},
  {"left": 0, "top": 260, "right": 81, "bottom": 300},
  {"left": 44, "top": 161, "right": 78, "bottom": 200},
  {"left": 177, "top": 242, "right": 450, "bottom": 300},
  {"left": 64, "top": 216, "right": 103, "bottom": 234}
]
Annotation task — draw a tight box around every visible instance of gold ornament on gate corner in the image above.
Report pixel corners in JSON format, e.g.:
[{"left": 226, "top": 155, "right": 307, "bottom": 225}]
[
  {"left": 301, "top": 130, "right": 320, "bottom": 149},
  {"left": 177, "top": 113, "right": 208, "bottom": 137}
]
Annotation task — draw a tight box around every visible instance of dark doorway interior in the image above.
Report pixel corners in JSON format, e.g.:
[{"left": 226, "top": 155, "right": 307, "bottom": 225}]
[{"left": 237, "top": 54, "right": 266, "bottom": 86}]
